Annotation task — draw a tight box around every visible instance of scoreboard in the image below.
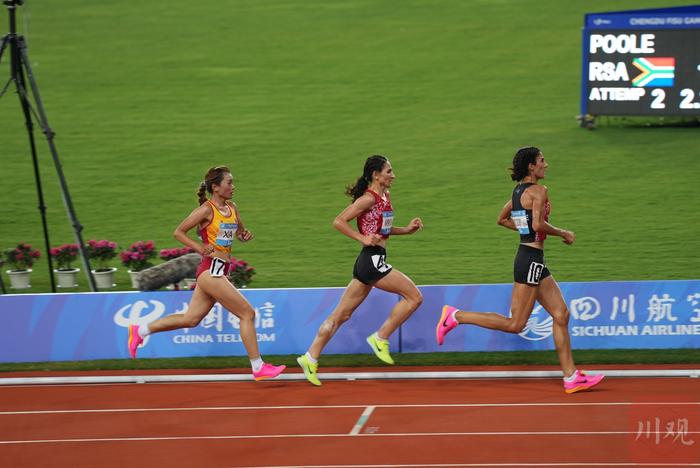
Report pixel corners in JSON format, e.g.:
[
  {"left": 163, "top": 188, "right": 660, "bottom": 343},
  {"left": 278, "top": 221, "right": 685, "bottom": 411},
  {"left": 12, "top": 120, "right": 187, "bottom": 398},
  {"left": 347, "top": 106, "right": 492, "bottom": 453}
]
[{"left": 581, "top": 6, "right": 700, "bottom": 117}]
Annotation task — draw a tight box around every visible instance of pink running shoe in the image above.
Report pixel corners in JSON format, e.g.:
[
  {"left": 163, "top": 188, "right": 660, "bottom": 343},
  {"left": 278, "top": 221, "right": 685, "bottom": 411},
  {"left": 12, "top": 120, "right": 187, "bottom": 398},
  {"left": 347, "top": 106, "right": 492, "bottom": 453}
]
[
  {"left": 253, "top": 363, "right": 286, "bottom": 381},
  {"left": 564, "top": 370, "right": 604, "bottom": 394},
  {"left": 127, "top": 324, "right": 143, "bottom": 359},
  {"left": 436, "top": 305, "right": 459, "bottom": 345}
]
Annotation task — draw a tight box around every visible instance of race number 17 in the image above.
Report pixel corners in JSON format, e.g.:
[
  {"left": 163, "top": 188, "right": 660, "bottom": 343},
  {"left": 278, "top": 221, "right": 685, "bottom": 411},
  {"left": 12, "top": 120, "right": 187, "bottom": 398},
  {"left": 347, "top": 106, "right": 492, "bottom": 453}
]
[{"left": 209, "top": 257, "right": 227, "bottom": 277}]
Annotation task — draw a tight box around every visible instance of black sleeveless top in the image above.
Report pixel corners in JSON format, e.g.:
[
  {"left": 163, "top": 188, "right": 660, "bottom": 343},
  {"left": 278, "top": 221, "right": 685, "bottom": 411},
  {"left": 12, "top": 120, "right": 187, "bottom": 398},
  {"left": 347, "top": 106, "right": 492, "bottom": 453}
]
[{"left": 511, "top": 183, "right": 537, "bottom": 243}]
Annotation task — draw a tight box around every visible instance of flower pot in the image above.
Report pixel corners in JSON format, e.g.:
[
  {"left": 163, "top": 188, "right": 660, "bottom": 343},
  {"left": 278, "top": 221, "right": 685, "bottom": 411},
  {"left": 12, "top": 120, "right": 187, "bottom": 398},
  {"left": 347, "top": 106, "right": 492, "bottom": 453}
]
[
  {"left": 54, "top": 268, "right": 80, "bottom": 288},
  {"left": 127, "top": 270, "right": 142, "bottom": 289},
  {"left": 91, "top": 267, "right": 117, "bottom": 289},
  {"left": 6, "top": 269, "right": 32, "bottom": 289}
]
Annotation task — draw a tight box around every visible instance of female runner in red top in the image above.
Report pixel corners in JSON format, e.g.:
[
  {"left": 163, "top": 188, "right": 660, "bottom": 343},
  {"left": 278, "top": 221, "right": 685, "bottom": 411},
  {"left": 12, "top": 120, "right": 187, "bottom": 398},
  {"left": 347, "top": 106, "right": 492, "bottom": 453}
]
[
  {"left": 297, "top": 155, "right": 424, "bottom": 386},
  {"left": 127, "top": 166, "right": 285, "bottom": 381},
  {"left": 436, "top": 147, "right": 603, "bottom": 393}
]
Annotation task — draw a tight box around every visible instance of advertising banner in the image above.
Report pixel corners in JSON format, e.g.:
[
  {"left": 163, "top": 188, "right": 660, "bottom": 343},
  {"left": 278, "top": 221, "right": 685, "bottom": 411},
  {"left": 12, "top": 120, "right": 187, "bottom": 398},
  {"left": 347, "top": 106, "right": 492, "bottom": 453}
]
[{"left": 0, "top": 280, "right": 698, "bottom": 363}]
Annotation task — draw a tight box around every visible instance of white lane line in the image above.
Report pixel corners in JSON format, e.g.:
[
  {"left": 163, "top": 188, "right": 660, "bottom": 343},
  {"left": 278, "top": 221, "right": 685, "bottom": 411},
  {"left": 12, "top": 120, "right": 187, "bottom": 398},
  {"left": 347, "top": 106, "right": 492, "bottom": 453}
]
[
  {"left": 0, "top": 368, "right": 698, "bottom": 386},
  {"left": 1, "top": 401, "right": 698, "bottom": 416},
  {"left": 2, "top": 430, "right": 699, "bottom": 445},
  {"left": 349, "top": 406, "right": 375, "bottom": 435}
]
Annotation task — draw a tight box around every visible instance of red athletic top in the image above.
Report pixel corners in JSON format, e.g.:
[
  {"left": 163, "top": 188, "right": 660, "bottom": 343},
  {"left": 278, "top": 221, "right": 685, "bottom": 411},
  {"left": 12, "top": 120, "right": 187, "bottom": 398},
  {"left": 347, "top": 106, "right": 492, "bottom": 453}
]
[{"left": 357, "top": 189, "right": 394, "bottom": 239}]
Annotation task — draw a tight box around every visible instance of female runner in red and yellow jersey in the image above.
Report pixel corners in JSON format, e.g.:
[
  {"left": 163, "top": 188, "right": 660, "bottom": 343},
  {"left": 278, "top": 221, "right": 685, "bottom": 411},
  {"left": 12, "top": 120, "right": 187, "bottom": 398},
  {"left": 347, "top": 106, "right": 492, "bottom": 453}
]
[{"left": 127, "top": 166, "right": 285, "bottom": 381}]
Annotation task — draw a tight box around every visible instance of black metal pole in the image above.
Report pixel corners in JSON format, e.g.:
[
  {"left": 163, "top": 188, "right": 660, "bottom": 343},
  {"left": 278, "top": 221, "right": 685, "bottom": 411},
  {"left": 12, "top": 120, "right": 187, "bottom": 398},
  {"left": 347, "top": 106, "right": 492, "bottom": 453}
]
[
  {"left": 5, "top": 1, "right": 56, "bottom": 291},
  {"left": 2, "top": 0, "right": 97, "bottom": 291},
  {"left": 16, "top": 37, "right": 97, "bottom": 291}
]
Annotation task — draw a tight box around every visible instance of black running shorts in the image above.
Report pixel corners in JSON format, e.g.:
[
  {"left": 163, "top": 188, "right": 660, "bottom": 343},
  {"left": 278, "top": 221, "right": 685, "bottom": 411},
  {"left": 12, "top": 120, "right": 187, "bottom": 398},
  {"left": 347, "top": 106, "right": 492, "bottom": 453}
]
[
  {"left": 513, "top": 244, "right": 551, "bottom": 285},
  {"left": 353, "top": 245, "right": 393, "bottom": 285}
]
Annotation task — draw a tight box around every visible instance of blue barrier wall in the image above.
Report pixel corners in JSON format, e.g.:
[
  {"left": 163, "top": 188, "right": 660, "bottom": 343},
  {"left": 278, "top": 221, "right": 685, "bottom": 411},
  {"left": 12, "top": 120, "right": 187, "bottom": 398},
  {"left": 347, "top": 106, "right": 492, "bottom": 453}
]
[{"left": 1, "top": 280, "right": 699, "bottom": 362}]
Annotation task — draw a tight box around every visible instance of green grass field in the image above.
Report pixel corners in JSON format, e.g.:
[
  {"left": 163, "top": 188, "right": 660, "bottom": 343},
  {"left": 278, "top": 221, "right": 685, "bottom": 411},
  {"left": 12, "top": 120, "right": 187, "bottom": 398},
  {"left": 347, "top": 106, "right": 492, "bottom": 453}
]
[{"left": 1, "top": 0, "right": 699, "bottom": 294}]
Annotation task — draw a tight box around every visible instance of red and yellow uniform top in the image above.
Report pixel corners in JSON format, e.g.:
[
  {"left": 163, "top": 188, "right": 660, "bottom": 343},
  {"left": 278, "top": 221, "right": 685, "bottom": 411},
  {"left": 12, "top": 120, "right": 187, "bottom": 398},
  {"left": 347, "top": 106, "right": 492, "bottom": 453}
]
[{"left": 195, "top": 200, "right": 238, "bottom": 277}]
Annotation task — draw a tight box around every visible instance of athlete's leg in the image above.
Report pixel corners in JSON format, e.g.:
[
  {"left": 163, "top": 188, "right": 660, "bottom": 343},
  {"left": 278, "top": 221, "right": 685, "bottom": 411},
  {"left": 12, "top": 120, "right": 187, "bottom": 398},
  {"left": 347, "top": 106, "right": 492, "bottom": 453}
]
[
  {"left": 128, "top": 284, "right": 216, "bottom": 358},
  {"left": 307, "top": 279, "right": 372, "bottom": 359},
  {"left": 196, "top": 272, "right": 261, "bottom": 360},
  {"left": 537, "top": 275, "right": 575, "bottom": 377},
  {"left": 373, "top": 269, "right": 423, "bottom": 339},
  {"left": 147, "top": 285, "right": 216, "bottom": 333},
  {"left": 454, "top": 282, "right": 538, "bottom": 333}
]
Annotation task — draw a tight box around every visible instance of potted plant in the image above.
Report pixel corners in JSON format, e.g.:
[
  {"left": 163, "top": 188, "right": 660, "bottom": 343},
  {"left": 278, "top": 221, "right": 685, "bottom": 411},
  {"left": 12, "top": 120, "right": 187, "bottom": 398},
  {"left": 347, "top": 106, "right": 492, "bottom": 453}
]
[
  {"left": 229, "top": 257, "right": 256, "bottom": 288},
  {"left": 159, "top": 246, "right": 194, "bottom": 289},
  {"left": 159, "top": 246, "right": 194, "bottom": 262},
  {"left": 3, "top": 243, "right": 40, "bottom": 289},
  {"left": 120, "top": 240, "right": 156, "bottom": 289},
  {"left": 50, "top": 243, "right": 80, "bottom": 288},
  {"left": 85, "top": 239, "right": 118, "bottom": 289}
]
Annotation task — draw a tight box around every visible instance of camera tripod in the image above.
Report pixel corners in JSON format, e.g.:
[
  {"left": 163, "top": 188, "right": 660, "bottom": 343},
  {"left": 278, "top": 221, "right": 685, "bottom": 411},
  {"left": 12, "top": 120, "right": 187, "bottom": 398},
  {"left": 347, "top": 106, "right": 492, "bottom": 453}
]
[{"left": 0, "top": 0, "right": 96, "bottom": 292}]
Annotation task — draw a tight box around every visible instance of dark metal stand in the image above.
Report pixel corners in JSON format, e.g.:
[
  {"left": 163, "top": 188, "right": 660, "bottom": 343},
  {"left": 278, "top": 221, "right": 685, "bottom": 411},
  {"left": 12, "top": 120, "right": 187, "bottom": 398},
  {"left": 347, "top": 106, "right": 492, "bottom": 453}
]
[{"left": 0, "top": 0, "right": 96, "bottom": 292}]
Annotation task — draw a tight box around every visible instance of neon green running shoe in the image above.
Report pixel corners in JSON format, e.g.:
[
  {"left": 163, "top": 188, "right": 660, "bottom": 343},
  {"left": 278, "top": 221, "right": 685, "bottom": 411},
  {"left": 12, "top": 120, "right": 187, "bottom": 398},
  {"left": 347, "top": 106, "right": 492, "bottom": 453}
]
[
  {"left": 366, "top": 333, "right": 394, "bottom": 365},
  {"left": 297, "top": 354, "right": 322, "bottom": 386}
]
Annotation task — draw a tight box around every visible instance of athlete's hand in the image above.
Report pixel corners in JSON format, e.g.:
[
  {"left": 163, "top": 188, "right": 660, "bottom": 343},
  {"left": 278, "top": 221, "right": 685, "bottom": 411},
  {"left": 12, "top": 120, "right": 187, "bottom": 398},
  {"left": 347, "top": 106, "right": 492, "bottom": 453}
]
[
  {"left": 361, "top": 234, "right": 383, "bottom": 246},
  {"left": 406, "top": 217, "right": 423, "bottom": 233},
  {"left": 200, "top": 244, "right": 215, "bottom": 256},
  {"left": 236, "top": 229, "right": 254, "bottom": 242},
  {"left": 561, "top": 229, "right": 575, "bottom": 245}
]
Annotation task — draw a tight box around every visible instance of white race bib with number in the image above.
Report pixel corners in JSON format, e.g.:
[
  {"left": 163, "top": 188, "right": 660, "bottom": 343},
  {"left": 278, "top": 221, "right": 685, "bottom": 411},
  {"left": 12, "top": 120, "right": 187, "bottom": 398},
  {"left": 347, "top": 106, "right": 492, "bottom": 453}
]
[
  {"left": 371, "top": 254, "right": 392, "bottom": 273},
  {"left": 380, "top": 211, "right": 394, "bottom": 236},
  {"left": 209, "top": 257, "right": 228, "bottom": 277},
  {"left": 527, "top": 261, "right": 545, "bottom": 285},
  {"left": 511, "top": 210, "right": 530, "bottom": 235},
  {"left": 216, "top": 222, "right": 237, "bottom": 247}
]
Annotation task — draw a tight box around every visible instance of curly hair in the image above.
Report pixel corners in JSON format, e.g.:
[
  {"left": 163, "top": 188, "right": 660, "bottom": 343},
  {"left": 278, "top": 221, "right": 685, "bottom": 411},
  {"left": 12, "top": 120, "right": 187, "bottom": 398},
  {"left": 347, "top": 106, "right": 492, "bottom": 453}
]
[{"left": 509, "top": 147, "right": 541, "bottom": 182}]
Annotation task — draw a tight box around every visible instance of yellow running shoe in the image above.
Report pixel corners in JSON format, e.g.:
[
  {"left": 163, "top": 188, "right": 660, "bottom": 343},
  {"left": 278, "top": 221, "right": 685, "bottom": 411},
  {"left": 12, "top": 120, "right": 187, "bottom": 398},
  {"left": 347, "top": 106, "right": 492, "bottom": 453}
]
[
  {"left": 297, "top": 354, "right": 322, "bottom": 386},
  {"left": 366, "top": 333, "right": 394, "bottom": 365}
]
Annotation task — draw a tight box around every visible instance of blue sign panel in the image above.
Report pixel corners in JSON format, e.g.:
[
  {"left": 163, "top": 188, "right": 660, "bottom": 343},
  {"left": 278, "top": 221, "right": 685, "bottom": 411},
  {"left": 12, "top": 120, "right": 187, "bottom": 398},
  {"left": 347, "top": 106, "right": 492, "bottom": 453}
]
[
  {"left": 0, "top": 280, "right": 698, "bottom": 363},
  {"left": 0, "top": 288, "right": 397, "bottom": 362},
  {"left": 403, "top": 281, "right": 700, "bottom": 353}
]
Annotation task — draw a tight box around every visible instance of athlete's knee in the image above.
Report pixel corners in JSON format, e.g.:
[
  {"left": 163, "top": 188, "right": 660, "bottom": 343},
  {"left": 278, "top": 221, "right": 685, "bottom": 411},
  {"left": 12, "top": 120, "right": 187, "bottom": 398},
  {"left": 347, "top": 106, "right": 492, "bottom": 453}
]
[
  {"left": 403, "top": 289, "right": 423, "bottom": 310},
  {"left": 505, "top": 318, "right": 527, "bottom": 334},
  {"left": 236, "top": 306, "right": 256, "bottom": 323},
  {"left": 551, "top": 307, "right": 570, "bottom": 327}
]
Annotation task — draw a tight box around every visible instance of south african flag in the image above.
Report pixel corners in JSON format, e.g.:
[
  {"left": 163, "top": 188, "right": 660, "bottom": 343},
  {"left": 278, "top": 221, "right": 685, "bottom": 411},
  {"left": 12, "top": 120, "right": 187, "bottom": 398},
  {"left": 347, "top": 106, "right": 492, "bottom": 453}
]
[{"left": 632, "top": 57, "right": 675, "bottom": 87}]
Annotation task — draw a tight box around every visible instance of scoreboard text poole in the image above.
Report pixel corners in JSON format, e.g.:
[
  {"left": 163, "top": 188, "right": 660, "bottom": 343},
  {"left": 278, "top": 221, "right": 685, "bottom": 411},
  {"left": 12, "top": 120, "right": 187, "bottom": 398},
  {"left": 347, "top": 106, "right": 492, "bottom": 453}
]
[{"left": 581, "top": 7, "right": 700, "bottom": 117}]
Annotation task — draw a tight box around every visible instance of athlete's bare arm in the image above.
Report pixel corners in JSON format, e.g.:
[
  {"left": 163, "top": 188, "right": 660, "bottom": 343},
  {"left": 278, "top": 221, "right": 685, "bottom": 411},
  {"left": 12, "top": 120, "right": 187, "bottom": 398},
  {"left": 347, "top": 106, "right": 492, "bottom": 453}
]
[
  {"left": 174, "top": 204, "right": 215, "bottom": 255},
  {"left": 530, "top": 185, "right": 575, "bottom": 245},
  {"left": 332, "top": 193, "right": 383, "bottom": 246},
  {"left": 390, "top": 218, "right": 423, "bottom": 235},
  {"left": 497, "top": 199, "right": 516, "bottom": 231},
  {"left": 231, "top": 202, "right": 254, "bottom": 242}
]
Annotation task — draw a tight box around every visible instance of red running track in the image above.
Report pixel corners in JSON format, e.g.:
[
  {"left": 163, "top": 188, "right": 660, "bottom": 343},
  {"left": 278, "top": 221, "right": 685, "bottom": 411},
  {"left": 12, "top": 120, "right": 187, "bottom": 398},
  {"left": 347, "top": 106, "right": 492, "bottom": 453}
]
[{"left": 0, "top": 373, "right": 699, "bottom": 467}]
